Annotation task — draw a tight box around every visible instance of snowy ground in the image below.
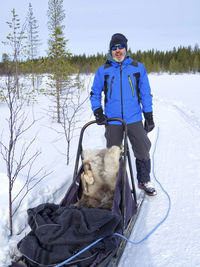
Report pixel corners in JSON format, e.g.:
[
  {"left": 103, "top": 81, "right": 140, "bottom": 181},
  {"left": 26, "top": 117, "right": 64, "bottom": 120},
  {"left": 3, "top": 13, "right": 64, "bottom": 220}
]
[
  {"left": 119, "top": 74, "right": 200, "bottom": 267},
  {"left": 0, "top": 73, "right": 200, "bottom": 267}
]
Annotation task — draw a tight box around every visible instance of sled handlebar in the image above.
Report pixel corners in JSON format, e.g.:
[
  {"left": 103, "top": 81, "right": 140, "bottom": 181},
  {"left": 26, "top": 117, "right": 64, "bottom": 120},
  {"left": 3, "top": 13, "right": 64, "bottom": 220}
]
[
  {"left": 73, "top": 118, "right": 128, "bottom": 178},
  {"left": 79, "top": 117, "right": 127, "bottom": 132}
]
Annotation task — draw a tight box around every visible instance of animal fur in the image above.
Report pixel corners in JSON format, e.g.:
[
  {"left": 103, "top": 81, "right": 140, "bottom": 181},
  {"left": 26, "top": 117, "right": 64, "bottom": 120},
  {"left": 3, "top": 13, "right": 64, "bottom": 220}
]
[
  {"left": 75, "top": 146, "right": 121, "bottom": 210},
  {"left": 18, "top": 259, "right": 27, "bottom": 266},
  {"left": 80, "top": 160, "right": 94, "bottom": 194}
]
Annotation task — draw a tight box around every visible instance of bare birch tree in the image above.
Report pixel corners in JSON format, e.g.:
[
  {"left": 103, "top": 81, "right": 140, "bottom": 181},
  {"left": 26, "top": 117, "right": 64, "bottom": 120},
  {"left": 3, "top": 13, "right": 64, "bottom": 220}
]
[
  {"left": 61, "top": 84, "right": 88, "bottom": 164},
  {"left": 49, "top": 76, "right": 88, "bottom": 165},
  {"left": 0, "top": 77, "right": 51, "bottom": 236}
]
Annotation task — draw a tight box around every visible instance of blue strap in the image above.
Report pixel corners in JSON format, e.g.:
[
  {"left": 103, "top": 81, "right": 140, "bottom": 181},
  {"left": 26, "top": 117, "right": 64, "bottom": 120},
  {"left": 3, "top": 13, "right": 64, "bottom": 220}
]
[{"left": 114, "top": 127, "right": 171, "bottom": 245}]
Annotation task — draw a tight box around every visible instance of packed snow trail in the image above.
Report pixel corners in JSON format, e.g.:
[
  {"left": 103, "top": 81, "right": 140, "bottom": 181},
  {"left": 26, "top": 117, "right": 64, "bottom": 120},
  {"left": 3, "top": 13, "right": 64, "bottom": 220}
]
[{"left": 118, "top": 99, "right": 200, "bottom": 267}]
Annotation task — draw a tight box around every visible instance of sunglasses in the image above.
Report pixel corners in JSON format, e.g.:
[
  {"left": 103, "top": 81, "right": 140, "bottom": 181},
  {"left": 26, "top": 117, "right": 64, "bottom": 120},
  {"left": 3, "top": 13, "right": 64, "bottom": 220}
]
[{"left": 111, "top": 44, "right": 125, "bottom": 51}]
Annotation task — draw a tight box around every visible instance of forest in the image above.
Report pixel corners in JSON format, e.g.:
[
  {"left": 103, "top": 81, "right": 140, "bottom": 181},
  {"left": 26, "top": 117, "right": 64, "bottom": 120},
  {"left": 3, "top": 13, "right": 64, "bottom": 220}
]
[
  {"left": 69, "top": 45, "right": 200, "bottom": 74},
  {"left": 0, "top": 44, "right": 200, "bottom": 75}
]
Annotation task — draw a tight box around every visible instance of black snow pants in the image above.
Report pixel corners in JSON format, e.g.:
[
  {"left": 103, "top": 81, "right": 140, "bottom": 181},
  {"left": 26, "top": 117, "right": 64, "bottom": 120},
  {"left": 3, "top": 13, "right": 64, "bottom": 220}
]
[{"left": 105, "top": 121, "right": 151, "bottom": 183}]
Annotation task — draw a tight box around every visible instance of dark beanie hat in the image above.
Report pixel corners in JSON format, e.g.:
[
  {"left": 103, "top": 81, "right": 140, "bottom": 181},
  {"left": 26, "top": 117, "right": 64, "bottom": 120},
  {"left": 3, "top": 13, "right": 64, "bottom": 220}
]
[{"left": 109, "top": 33, "right": 128, "bottom": 51}]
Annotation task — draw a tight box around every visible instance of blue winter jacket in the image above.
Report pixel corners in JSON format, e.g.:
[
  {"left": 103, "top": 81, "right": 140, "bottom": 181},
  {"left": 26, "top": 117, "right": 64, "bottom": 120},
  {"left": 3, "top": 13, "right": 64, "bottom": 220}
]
[{"left": 90, "top": 55, "right": 153, "bottom": 124}]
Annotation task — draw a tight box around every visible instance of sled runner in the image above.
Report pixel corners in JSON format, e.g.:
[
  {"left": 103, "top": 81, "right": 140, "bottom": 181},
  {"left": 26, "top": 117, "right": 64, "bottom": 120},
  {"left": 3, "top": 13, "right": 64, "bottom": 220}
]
[{"left": 10, "top": 118, "right": 145, "bottom": 267}]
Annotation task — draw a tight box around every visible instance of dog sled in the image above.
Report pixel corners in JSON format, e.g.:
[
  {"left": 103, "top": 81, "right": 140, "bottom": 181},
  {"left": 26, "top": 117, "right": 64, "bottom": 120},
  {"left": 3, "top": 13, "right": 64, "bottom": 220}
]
[{"left": 11, "top": 118, "right": 145, "bottom": 267}]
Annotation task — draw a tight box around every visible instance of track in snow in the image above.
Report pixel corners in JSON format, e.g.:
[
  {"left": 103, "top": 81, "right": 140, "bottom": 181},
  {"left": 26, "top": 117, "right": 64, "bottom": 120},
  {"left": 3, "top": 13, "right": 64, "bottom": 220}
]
[{"left": 119, "top": 98, "right": 200, "bottom": 267}]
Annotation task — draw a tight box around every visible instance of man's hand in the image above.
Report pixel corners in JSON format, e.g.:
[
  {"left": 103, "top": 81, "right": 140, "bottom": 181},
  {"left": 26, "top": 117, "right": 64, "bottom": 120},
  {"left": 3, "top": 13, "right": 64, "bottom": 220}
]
[
  {"left": 94, "top": 107, "right": 107, "bottom": 125},
  {"left": 144, "top": 112, "right": 155, "bottom": 133}
]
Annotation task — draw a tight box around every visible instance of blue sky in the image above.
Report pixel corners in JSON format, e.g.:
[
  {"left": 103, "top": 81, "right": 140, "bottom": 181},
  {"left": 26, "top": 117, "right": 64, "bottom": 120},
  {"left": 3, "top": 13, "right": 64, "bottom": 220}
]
[{"left": 0, "top": 0, "right": 200, "bottom": 59}]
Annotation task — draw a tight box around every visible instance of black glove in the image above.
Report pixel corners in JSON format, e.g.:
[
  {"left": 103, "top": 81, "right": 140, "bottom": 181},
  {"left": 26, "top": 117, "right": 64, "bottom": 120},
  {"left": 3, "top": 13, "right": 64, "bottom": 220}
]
[
  {"left": 144, "top": 112, "right": 155, "bottom": 133},
  {"left": 94, "top": 107, "right": 107, "bottom": 125}
]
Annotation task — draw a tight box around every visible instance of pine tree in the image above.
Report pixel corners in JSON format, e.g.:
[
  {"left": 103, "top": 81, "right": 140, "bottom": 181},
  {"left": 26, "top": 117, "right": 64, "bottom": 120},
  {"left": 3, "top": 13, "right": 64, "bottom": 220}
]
[
  {"left": 4, "top": 9, "right": 27, "bottom": 97},
  {"left": 47, "top": 0, "right": 75, "bottom": 123},
  {"left": 193, "top": 55, "right": 199, "bottom": 73},
  {"left": 144, "top": 54, "right": 152, "bottom": 73},
  {"left": 1, "top": 53, "right": 10, "bottom": 75},
  {"left": 26, "top": 2, "right": 40, "bottom": 89},
  {"left": 169, "top": 57, "right": 179, "bottom": 74}
]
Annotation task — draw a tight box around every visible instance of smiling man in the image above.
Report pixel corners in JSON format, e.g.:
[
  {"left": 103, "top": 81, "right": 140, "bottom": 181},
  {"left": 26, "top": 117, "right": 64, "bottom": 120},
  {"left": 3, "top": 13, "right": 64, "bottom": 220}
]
[
  {"left": 111, "top": 44, "right": 126, "bottom": 63},
  {"left": 90, "top": 33, "right": 157, "bottom": 196}
]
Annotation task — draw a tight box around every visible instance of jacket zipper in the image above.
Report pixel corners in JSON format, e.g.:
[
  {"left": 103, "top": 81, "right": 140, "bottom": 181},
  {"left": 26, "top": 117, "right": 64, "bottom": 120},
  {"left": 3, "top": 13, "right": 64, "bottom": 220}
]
[
  {"left": 120, "top": 64, "right": 123, "bottom": 119},
  {"left": 109, "top": 76, "right": 115, "bottom": 98},
  {"left": 128, "top": 75, "right": 135, "bottom": 96}
]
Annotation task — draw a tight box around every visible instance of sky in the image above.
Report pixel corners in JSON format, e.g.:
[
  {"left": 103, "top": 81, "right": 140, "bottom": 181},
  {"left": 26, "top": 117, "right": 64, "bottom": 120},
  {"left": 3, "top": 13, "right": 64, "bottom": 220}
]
[{"left": 0, "top": 0, "right": 200, "bottom": 59}]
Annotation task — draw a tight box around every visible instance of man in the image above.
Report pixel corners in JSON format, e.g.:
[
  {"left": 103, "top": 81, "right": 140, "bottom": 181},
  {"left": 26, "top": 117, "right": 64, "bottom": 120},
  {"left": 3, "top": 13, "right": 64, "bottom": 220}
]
[{"left": 90, "top": 33, "right": 156, "bottom": 196}]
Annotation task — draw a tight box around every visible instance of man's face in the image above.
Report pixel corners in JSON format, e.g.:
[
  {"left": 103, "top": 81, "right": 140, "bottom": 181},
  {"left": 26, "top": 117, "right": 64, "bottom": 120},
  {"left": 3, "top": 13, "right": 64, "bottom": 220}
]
[{"left": 111, "top": 44, "right": 126, "bottom": 62}]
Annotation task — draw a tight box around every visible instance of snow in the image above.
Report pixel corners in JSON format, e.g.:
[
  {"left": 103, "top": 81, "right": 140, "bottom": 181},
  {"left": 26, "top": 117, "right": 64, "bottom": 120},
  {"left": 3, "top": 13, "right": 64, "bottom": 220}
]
[{"left": 0, "top": 73, "right": 200, "bottom": 266}]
